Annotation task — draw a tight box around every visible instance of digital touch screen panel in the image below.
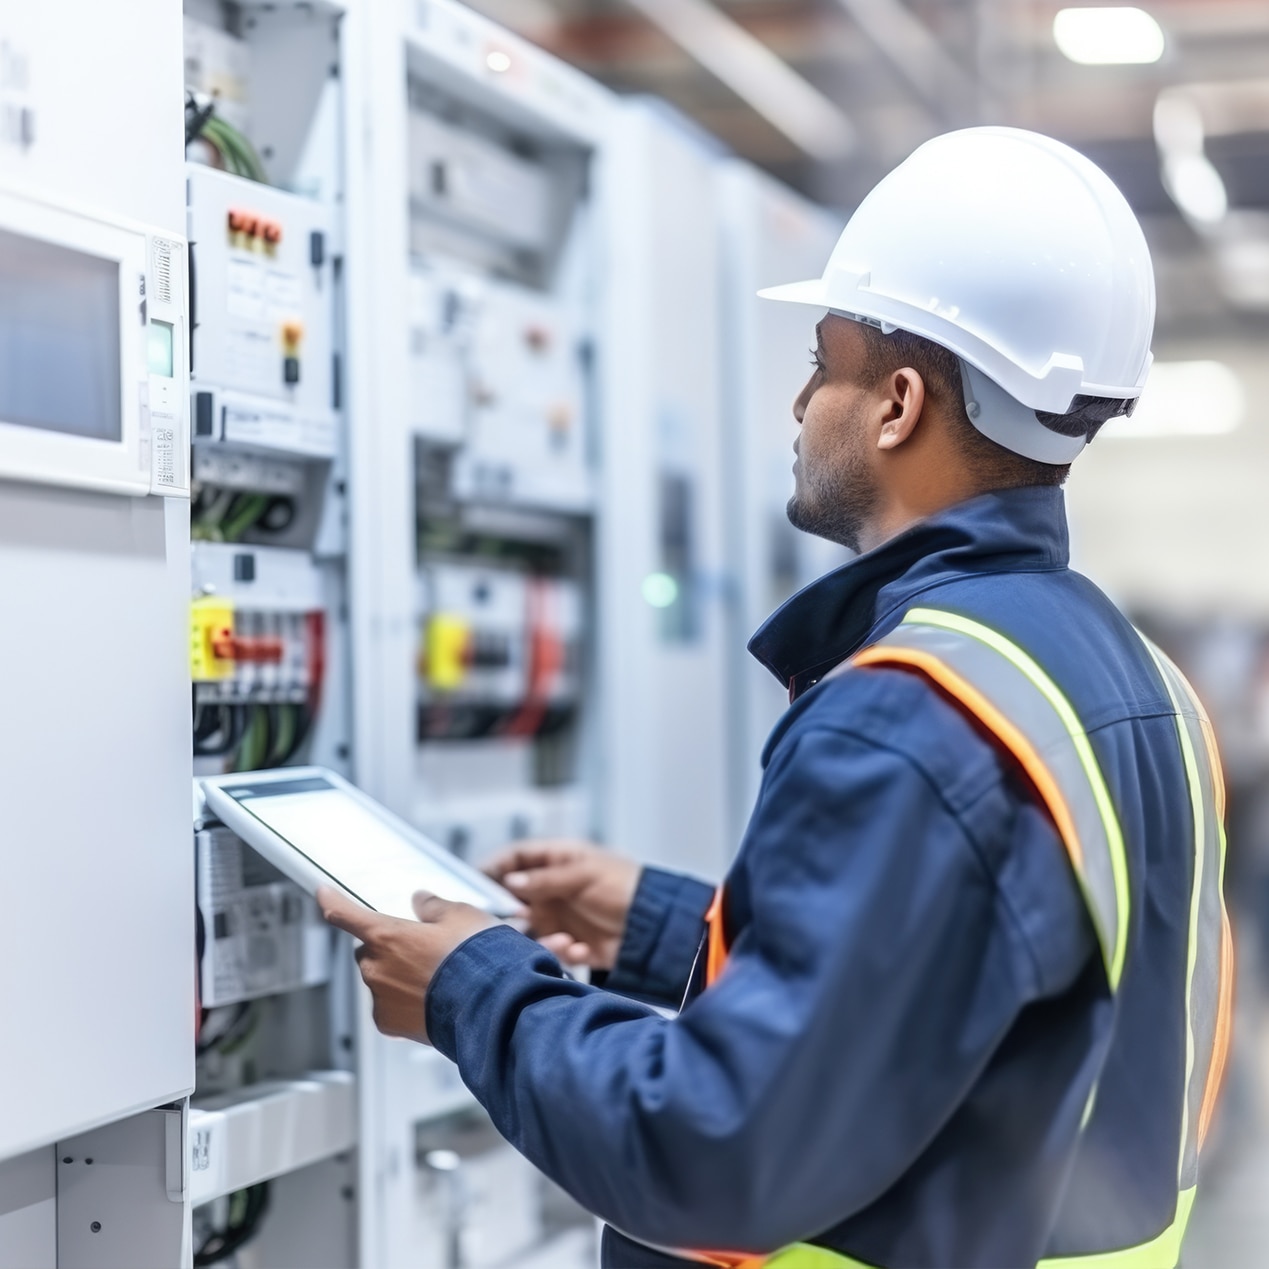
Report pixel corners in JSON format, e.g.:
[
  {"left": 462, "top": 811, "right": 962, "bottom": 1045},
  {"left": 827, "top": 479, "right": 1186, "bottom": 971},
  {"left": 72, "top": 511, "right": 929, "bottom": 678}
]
[{"left": 0, "top": 227, "right": 122, "bottom": 442}]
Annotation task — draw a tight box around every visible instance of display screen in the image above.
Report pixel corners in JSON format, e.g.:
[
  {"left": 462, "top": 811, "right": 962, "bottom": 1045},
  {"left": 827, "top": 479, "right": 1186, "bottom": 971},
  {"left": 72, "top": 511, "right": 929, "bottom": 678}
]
[
  {"left": 147, "top": 320, "right": 174, "bottom": 378},
  {"left": 222, "top": 775, "right": 505, "bottom": 919},
  {"left": 0, "top": 227, "right": 122, "bottom": 441}
]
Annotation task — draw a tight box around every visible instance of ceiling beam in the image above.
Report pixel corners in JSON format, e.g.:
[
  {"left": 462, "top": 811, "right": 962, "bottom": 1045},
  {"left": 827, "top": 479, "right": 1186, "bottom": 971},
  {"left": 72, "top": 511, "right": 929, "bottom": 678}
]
[
  {"left": 620, "top": 0, "right": 857, "bottom": 161},
  {"left": 832, "top": 0, "right": 987, "bottom": 122}
]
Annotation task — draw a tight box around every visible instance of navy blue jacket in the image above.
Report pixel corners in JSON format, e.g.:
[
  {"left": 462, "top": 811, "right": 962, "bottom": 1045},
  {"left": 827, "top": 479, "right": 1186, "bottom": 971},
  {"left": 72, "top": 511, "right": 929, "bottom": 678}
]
[{"left": 425, "top": 487, "right": 1194, "bottom": 1268}]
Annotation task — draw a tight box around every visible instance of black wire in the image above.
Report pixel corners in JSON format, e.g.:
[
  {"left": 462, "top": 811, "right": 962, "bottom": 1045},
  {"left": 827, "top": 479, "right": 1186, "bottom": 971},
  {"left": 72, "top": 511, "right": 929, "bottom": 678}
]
[
  {"left": 193, "top": 1182, "right": 271, "bottom": 1266},
  {"left": 286, "top": 703, "right": 314, "bottom": 763},
  {"left": 193, "top": 704, "right": 245, "bottom": 758},
  {"left": 258, "top": 496, "right": 296, "bottom": 534},
  {"left": 185, "top": 92, "right": 217, "bottom": 148},
  {"left": 195, "top": 1001, "right": 251, "bottom": 1057}
]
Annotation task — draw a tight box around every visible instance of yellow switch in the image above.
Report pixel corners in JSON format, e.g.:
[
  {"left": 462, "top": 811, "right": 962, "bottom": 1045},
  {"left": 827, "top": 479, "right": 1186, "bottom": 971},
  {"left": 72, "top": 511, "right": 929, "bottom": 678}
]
[
  {"left": 191, "top": 596, "right": 237, "bottom": 681},
  {"left": 423, "top": 614, "right": 472, "bottom": 691}
]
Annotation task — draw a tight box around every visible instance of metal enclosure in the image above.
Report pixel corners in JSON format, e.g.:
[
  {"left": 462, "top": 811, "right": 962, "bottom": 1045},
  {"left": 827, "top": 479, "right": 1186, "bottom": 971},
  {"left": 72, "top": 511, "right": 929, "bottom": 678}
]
[
  {"left": 343, "top": 2, "right": 608, "bottom": 1265},
  {"left": 597, "top": 101, "right": 733, "bottom": 878},
  {"left": 716, "top": 161, "right": 847, "bottom": 838},
  {"left": 0, "top": 0, "right": 193, "bottom": 1169}
]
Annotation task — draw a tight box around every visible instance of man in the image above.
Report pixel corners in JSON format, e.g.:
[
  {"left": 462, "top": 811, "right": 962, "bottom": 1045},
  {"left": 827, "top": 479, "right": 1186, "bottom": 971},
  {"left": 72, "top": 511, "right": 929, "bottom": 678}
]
[{"left": 320, "top": 128, "right": 1232, "bottom": 1268}]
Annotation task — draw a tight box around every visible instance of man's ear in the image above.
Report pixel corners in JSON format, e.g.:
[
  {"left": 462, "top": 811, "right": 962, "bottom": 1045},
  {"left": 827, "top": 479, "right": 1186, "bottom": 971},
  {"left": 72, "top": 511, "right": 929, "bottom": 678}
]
[{"left": 875, "top": 367, "right": 926, "bottom": 452}]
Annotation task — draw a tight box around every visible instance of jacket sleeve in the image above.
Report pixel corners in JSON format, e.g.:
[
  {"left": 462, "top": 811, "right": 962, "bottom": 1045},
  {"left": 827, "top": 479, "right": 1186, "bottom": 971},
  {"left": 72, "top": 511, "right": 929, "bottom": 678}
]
[
  {"left": 602, "top": 866, "right": 714, "bottom": 1005},
  {"left": 425, "top": 713, "right": 1096, "bottom": 1254}
]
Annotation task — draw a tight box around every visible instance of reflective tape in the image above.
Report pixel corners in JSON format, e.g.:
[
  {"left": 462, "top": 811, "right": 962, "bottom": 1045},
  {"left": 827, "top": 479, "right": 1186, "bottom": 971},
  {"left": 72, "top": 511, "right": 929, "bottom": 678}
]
[
  {"left": 1138, "top": 639, "right": 1233, "bottom": 1189},
  {"left": 852, "top": 607, "right": 1130, "bottom": 990}
]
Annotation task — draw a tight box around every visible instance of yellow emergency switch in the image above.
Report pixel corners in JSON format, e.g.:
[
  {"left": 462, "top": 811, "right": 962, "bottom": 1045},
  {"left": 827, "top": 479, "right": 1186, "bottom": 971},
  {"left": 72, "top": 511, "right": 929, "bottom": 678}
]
[
  {"left": 191, "top": 595, "right": 237, "bottom": 681},
  {"left": 423, "top": 614, "right": 472, "bottom": 691}
]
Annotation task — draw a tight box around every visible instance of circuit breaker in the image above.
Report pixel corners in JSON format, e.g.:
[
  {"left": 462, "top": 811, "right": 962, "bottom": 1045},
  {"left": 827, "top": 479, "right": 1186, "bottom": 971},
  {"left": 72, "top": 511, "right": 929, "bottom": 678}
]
[
  {"left": 191, "top": 542, "right": 327, "bottom": 770},
  {"left": 188, "top": 165, "right": 336, "bottom": 457},
  {"left": 417, "top": 561, "right": 581, "bottom": 741},
  {"left": 409, "top": 261, "right": 592, "bottom": 511},
  {"left": 197, "top": 825, "right": 331, "bottom": 1008}
]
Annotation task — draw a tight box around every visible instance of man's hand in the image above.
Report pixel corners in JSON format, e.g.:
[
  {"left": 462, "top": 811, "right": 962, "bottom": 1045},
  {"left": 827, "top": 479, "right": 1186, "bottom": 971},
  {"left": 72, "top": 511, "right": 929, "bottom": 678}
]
[
  {"left": 484, "top": 840, "right": 640, "bottom": 971},
  {"left": 316, "top": 887, "right": 499, "bottom": 1044}
]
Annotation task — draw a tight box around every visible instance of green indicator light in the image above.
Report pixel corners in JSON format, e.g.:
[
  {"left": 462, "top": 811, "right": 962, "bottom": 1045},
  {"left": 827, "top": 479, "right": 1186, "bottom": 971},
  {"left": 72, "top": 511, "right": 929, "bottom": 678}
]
[{"left": 641, "top": 572, "right": 678, "bottom": 609}]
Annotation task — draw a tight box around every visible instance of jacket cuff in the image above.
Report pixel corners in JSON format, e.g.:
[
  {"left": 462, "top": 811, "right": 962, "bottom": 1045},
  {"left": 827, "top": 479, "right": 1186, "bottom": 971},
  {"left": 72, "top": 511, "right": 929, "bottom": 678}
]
[
  {"left": 425, "top": 924, "right": 544, "bottom": 1061},
  {"left": 605, "top": 867, "right": 714, "bottom": 1004}
]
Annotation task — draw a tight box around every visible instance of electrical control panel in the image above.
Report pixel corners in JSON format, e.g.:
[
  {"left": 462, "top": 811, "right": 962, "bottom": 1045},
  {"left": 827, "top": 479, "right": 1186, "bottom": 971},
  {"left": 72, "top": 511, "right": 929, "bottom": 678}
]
[
  {"left": 417, "top": 561, "right": 581, "bottom": 741},
  {"left": 188, "top": 165, "right": 336, "bottom": 458},
  {"left": 410, "top": 261, "right": 592, "bottom": 511},
  {"left": 0, "top": 189, "right": 190, "bottom": 498},
  {"left": 197, "top": 825, "right": 331, "bottom": 1009},
  {"left": 191, "top": 542, "right": 327, "bottom": 771}
]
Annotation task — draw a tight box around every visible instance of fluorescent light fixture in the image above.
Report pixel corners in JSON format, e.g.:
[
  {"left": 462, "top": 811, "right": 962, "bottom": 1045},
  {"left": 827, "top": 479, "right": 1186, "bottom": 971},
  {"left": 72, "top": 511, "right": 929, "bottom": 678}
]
[
  {"left": 1163, "top": 153, "right": 1228, "bottom": 224},
  {"left": 1053, "top": 7, "right": 1165, "bottom": 65},
  {"left": 485, "top": 49, "right": 513, "bottom": 74},
  {"left": 1103, "top": 361, "right": 1244, "bottom": 439}
]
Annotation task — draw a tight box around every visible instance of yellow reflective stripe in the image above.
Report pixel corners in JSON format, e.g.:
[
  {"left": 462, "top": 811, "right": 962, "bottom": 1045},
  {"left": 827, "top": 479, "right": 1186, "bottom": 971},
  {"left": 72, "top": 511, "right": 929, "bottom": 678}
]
[
  {"left": 1037, "top": 1186, "right": 1195, "bottom": 1269},
  {"left": 1140, "top": 641, "right": 1207, "bottom": 1186},
  {"left": 904, "top": 607, "right": 1131, "bottom": 987},
  {"left": 766, "top": 1245, "right": 877, "bottom": 1269},
  {"left": 760, "top": 1187, "right": 1195, "bottom": 1269}
]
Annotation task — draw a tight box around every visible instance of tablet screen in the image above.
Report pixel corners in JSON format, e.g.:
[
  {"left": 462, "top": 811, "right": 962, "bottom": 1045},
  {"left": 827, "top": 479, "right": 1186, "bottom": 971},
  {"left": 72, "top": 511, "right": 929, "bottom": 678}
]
[{"left": 221, "top": 775, "right": 497, "bottom": 917}]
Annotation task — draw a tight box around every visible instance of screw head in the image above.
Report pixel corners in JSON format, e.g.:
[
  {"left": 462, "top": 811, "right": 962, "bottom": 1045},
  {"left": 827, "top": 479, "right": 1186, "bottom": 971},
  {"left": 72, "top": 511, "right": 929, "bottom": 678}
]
[{"left": 90, "top": 1222, "right": 102, "bottom": 1234}]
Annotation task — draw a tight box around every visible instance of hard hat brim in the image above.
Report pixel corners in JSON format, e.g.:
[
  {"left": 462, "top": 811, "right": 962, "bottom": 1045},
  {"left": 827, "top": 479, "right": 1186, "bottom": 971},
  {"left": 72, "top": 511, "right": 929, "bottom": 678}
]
[{"left": 756, "top": 279, "right": 830, "bottom": 306}]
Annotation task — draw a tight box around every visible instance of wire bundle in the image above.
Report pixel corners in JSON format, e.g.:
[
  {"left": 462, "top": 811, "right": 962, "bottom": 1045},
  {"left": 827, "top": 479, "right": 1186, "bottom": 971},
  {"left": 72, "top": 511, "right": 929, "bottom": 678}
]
[{"left": 186, "top": 91, "right": 268, "bottom": 184}]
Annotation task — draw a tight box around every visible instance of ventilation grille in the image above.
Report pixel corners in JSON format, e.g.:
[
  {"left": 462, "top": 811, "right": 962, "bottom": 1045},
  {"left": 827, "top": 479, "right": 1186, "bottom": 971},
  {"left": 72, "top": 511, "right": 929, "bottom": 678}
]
[{"left": 151, "top": 237, "right": 175, "bottom": 305}]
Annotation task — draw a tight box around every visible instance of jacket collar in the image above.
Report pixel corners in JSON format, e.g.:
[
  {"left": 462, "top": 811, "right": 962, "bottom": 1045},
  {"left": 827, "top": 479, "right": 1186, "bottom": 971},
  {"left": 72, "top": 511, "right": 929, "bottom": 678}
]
[{"left": 748, "top": 485, "right": 1070, "bottom": 696}]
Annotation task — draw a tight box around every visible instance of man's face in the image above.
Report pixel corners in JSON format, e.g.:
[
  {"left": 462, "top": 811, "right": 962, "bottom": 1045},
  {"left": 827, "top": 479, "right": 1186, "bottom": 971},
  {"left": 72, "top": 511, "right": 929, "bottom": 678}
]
[{"left": 787, "top": 314, "right": 879, "bottom": 553}]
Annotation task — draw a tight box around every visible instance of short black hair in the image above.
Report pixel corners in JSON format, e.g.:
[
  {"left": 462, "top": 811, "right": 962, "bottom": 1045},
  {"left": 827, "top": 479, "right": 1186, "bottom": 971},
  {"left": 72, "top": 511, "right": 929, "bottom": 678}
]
[{"left": 852, "top": 322, "right": 1124, "bottom": 491}]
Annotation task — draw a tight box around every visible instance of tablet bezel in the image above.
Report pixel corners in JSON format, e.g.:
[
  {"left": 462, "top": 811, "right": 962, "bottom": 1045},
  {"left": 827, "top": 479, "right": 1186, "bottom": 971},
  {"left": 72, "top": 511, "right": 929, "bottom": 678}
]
[{"left": 199, "top": 766, "right": 520, "bottom": 919}]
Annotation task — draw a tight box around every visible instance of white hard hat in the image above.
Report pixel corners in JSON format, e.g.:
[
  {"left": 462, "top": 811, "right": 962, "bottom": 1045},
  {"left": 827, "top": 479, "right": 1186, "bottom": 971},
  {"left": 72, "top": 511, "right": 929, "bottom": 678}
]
[{"left": 760, "top": 127, "right": 1156, "bottom": 464}]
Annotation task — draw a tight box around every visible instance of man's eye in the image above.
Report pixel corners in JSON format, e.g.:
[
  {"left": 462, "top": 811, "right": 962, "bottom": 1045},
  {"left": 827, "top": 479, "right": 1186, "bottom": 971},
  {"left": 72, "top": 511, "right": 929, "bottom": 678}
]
[{"left": 808, "top": 348, "right": 826, "bottom": 373}]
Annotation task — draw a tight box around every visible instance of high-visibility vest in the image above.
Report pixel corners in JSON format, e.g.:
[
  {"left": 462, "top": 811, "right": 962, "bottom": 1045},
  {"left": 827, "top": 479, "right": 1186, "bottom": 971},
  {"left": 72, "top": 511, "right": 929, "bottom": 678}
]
[{"left": 678, "top": 607, "right": 1234, "bottom": 1269}]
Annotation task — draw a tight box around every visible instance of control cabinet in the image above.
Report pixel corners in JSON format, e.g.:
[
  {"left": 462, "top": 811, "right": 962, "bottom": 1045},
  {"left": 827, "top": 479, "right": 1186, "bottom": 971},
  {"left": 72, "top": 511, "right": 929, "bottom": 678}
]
[{"left": 189, "top": 166, "right": 337, "bottom": 458}]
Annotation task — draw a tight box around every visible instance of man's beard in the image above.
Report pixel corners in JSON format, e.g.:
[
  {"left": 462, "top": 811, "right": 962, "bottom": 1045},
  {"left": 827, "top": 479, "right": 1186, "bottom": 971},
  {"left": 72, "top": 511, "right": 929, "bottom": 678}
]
[{"left": 787, "top": 435, "right": 876, "bottom": 554}]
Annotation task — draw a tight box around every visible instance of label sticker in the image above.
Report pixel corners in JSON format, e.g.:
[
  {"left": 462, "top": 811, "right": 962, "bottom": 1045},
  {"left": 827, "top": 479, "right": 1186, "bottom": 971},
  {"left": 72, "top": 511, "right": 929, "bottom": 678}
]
[{"left": 227, "top": 256, "right": 265, "bottom": 320}]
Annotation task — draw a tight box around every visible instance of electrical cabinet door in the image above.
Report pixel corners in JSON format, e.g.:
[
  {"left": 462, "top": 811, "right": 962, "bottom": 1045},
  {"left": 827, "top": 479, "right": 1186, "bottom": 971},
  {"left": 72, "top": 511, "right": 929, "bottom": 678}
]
[{"left": 0, "top": 0, "right": 194, "bottom": 1161}]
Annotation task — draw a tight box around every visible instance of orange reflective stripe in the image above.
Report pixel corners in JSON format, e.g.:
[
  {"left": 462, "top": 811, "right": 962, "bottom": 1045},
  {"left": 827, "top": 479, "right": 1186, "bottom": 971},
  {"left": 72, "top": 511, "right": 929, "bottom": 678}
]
[
  {"left": 1198, "top": 908, "right": 1235, "bottom": 1149},
  {"left": 705, "top": 885, "right": 729, "bottom": 985},
  {"left": 852, "top": 645, "right": 1086, "bottom": 873}
]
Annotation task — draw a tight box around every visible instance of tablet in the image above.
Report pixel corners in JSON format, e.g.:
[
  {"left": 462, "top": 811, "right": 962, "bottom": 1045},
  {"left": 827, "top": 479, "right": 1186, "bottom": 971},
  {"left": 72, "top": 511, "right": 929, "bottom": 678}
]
[{"left": 199, "top": 767, "right": 520, "bottom": 921}]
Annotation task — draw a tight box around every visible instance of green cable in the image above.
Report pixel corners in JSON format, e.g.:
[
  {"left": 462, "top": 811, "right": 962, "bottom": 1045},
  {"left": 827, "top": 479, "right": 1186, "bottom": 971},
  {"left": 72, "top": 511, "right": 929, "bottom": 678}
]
[
  {"left": 221, "top": 493, "right": 270, "bottom": 544},
  {"left": 203, "top": 116, "right": 268, "bottom": 184},
  {"left": 268, "top": 704, "right": 297, "bottom": 767}
]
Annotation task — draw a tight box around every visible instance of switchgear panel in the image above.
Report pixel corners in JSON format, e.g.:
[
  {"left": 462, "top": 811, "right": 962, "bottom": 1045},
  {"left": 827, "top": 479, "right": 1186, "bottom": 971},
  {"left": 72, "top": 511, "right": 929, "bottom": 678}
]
[
  {"left": 197, "top": 825, "right": 331, "bottom": 1009},
  {"left": 417, "top": 561, "right": 582, "bottom": 740},
  {"left": 188, "top": 165, "right": 336, "bottom": 458},
  {"left": 410, "top": 262, "right": 592, "bottom": 511}
]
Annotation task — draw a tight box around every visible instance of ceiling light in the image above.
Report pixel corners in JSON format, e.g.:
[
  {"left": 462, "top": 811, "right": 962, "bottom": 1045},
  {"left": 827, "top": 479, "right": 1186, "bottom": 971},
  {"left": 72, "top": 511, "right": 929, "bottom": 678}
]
[
  {"left": 1053, "top": 7, "right": 1165, "bottom": 66},
  {"left": 1103, "top": 361, "right": 1244, "bottom": 439},
  {"left": 1163, "top": 154, "right": 1228, "bottom": 224},
  {"left": 485, "top": 49, "right": 513, "bottom": 74}
]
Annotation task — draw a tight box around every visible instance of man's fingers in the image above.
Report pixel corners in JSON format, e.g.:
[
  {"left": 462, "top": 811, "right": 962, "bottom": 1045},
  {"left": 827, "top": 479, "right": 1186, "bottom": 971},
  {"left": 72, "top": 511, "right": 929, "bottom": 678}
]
[
  {"left": 317, "top": 886, "right": 381, "bottom": 941},
  {"left": 540, "top": 932, "right": 595, "bottom": 965},
  {"left": 483, "top": 840, "right": 589, "bottom": 883},
  {"left": 499, "top": 862, "right": 586, "bottom": 903}
]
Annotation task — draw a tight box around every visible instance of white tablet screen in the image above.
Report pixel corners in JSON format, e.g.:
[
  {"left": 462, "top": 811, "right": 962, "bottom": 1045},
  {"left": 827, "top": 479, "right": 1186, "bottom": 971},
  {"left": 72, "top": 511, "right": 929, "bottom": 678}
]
[{"left": 223, "top": 776, "right": 495, "bottom": 918}]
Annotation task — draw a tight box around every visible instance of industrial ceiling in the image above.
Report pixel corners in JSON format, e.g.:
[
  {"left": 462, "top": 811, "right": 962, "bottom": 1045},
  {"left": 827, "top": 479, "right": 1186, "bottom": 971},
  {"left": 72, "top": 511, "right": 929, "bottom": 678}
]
[{"left": 464, "top": 0, "right": 1269, "bottom": 335}]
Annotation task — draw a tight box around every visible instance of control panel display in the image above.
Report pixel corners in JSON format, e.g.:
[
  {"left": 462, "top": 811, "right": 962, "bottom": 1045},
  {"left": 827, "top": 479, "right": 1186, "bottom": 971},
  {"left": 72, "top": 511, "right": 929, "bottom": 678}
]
[{"left": 0, "top": 226, "right": 122, "bottom": 442}]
